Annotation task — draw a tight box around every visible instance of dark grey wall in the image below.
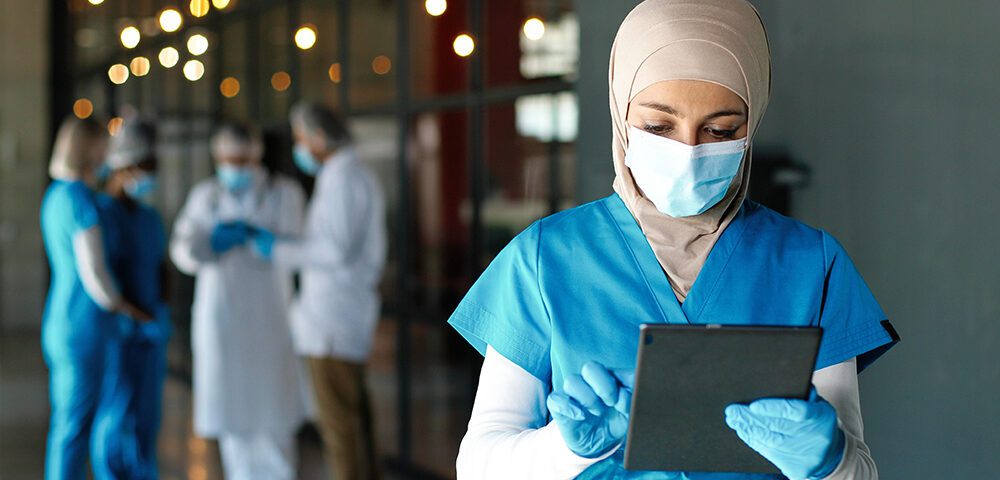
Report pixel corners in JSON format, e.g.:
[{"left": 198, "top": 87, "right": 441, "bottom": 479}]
[
  {"left": 576, "top": 0, "right": 1000, "bottom": 477},
  {"left": 575, "top": 0, "right": 640, "bottom": 203}
]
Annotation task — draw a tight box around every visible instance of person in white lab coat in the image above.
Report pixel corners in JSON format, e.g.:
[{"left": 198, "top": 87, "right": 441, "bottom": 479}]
[
  {"left": 169, "top": 123, "right": 306, "bottom": 480},
  {"left": 253, "top": 102, "right": 387, "bottom": 480}
]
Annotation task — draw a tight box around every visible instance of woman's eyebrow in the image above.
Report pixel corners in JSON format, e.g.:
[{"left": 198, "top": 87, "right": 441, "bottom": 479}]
[
  {"left": 638, "top": 101, "right": 681, "bottom": 116},
  {"left": 638, "top": 102, "right": 746, "bottom": 121},
  {"left": 704, "top": 109, "right": 746, "bottom": 121}
]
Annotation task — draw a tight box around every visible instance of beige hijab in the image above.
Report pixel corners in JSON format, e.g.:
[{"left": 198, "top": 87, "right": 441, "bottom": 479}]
[{"left": 609, "top": 0, "right": 771, "bottom": 302}]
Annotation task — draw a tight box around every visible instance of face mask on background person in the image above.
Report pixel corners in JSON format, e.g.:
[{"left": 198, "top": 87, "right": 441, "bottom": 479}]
[
  {"left": 217, "top": 164, "right": 255, "bottom": 192},
  {"left": 124, "top": 171, "right": 157, "bottom": 202},
  {"left": 293, "top": 144, "right": 321, "bottom": 177},
  {"left": 624, "top": 126, "right": 746, "bottom": 218}
]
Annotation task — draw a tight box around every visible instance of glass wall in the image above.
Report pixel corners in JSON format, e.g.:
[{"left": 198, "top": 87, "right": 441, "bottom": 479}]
[{"left": 60, "top": 0, "right": 579, "bottom": 476}]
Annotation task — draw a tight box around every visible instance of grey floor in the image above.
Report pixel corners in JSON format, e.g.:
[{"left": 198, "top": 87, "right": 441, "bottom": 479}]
[{"left": 0, "top": 320, "right": 471, "bottom": 479}]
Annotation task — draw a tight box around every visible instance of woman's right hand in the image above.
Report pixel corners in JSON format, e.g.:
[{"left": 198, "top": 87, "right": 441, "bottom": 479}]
[{"left": 546, "top": 361, "right": 634, "bottom": 459}]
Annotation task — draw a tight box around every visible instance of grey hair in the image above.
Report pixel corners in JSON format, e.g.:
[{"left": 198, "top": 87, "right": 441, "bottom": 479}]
[
  {"left": 210, "top": 121, "right": 263, "bottom": 162},
  {"left": 289, "top": 101, "right": 351, "bottom": 150},
  {"left": 49, "top": 116, "right": 105, "bottom": 180}
]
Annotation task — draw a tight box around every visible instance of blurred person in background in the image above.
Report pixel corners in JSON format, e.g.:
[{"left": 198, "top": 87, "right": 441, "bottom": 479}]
[
  {"left": 252, "top": 102, "right": 386, "bottom": 480},
  {"left": 90, "top": 118, "right": 170, "bottom": 480},
  {"left": 169, "top": 122, "right": 306, "bottom": 480},
  {"left": 41, "top": 116, "right": 151, "bottom": 480}
]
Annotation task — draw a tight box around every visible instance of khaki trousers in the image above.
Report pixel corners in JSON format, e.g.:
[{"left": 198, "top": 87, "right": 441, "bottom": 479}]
[{"left": 307, "top": 356, "right": 381, "bottom": 480}]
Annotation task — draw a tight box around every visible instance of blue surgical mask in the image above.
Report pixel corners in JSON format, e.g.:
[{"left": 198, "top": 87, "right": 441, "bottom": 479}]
[
  {"left": 124, "top": 172, "right": 157, "bottom": 202},
  {"left": 624, "top": 126, "right": 746, "bottom": 218},
  {"left": 293, "top": 144, "right": 321, "bottom": 177},
  {"left": 217, "top": 164, "right": 255, "bottom": 192}
]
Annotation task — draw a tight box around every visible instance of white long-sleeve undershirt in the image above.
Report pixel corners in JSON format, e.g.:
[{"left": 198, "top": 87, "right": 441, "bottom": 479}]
[
  {"left": 457, "top": 346, "right": 877, "bottom": 480},
  {"left": 73, "top": 226, "right": 121, "bottom": 311}
]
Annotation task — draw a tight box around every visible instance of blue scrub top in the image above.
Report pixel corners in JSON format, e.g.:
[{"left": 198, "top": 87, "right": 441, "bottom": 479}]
[
  {"left": 98, "top": 196, "right": 169, "bottom": 342},
  {"left": 41, "top": 180, "right": 118, "bottom": 359},
  {"left": 449, "top": 193, "right": 898, "bottom": 479}
]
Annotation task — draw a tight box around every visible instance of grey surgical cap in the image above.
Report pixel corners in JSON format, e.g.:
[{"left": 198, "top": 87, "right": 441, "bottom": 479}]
[
  {"left": 289, "top": 101, "right": 352, "bottom": 150},
  {"left": 107, "top": 118, "right": 157, "bottom": 170}
]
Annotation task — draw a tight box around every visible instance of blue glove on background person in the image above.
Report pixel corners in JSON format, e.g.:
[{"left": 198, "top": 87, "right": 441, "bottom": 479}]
[
  {"left": 546, "top": 361, "right": 634, "bottom": 459},
  {"left": 210, "top": 221, "right": 251, "bottom": 254},
  {"left": 251, "top": 228, "right": 276, "bottom": 261},
  {"left": 725, "top": 392, "right": 846, "bottom": 480}
]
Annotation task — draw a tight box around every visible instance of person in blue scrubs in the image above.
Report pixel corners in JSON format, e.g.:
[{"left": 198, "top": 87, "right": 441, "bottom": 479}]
[
  {"left": 41, "top": 117, "right": 151, "bottom": 480},
  {"left": 90, "top": 119, "right": 170, "bottom": 480},
  {"left": 449, "top": 1, "right": 899, "bottom": 479}
]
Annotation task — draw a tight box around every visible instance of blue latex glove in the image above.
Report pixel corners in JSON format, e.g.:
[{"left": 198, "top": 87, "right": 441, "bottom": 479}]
[
  {"left": 210, "top": 221, "right": 250, "bottom": 254},
  {"left": 251, "top": 228, "right": 276, "bottom": 261},
  {"left": 546, "top": 361, "right": 634, "bottom": 459},
  {"left": 725, "top": 393, "right": 846, "bottom": 480}
]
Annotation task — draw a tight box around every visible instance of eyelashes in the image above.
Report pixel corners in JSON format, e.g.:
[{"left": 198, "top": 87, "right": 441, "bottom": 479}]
[{"left": 641, "top": 123, "right": 739, "bottom": 140}]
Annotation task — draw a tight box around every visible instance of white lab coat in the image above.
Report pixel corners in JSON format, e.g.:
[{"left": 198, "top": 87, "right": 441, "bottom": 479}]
[
  {"left": 272, "top": 148, "right": 387, "bottom": 362},
  {"left": 170, "top": 170, "right": 307, "bottom": 437}
]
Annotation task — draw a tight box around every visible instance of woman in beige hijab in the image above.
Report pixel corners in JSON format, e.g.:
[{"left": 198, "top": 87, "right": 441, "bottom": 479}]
[{"left": 448, "top": 1, "right": 897, "bottom": 478}]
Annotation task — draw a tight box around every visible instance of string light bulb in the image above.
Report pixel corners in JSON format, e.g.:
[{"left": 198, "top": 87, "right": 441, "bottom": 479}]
[
  {"left": 183, "top": 60, "right": 205, "bottom": 81},
  {"left": 159, "top": 8, "right": 183, "bottom": 32},
  {"left": 523, "top": 17, "right": 545, "bottom": 41},
  {"left": 159, "top": 47, "right": 180, "bottom": 68},
  {"left": 120, "top": 26, "right": 141, "bottom": 49},
  {"left": 294, "top": 25, "right": 317, "bottom": 50},
  {"left": 108, "top": 64, "right": 129, "bottom": 84},
  {"left": 453, "top": 33, "right": 475, "bottom": 57},
  {"left": 187, "top": 34, "right": 209, "bottom": 56},
  {"left": 425, "top": 0, "right": 447, "bottom": 16}
]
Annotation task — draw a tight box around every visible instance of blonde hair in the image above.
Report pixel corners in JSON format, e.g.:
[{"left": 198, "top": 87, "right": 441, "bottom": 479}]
[{"left": 48, "top": 116, "right": 105, "bottom": 180}]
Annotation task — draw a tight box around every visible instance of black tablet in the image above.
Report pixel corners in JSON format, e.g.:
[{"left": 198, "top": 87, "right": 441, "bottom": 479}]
[{"left": 624, "top": 324, "right": 822, "bottom": 474}]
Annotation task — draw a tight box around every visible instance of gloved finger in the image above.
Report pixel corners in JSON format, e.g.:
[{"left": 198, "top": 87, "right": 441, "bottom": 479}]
[
  {"left": 547, "top": 392, "right": 586, "bottom": 422},
  {"left": 613, "top": 369, "right": 635, "bottom": 389},
  {"left": 725, "top": 405, "right": 789, "bottom": 448},
  {"left": 613, "top": 385, "right": 632, "bottom": 417},
  {"left": 581, "top": 362, "right": 619, "bottom": 407},
  {"left": 563, "top": 375, "right": 605, "bottom": 416},
  {"left": 747, "top": 398, "right": 812, "bottom": 422},
  {"left": 735, "top": 413, "right": 803, "bottom": 437},
  {"left": 727, "top": 416, "right": 785, "bottom": 450}
]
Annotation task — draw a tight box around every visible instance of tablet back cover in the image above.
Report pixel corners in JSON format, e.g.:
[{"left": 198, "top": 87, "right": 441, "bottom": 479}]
[{"left": 624, "top": 324, "right": 821, "bottom": 473}]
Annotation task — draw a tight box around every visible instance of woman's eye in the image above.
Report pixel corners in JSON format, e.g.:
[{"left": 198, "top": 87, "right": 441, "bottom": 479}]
[
  {"left": 642, "top": 124, "right": 672, "bottom": 134},
  {"left": 706, "top": 127, "right": 737, "bottom": 139}
]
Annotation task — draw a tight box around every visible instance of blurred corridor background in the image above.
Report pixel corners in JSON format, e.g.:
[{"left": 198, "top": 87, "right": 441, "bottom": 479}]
[{"left": 1, "top": 0, "right": 999, "bottom": 479}]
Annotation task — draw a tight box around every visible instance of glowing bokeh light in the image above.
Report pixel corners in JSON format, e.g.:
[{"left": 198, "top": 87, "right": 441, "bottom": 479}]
[
  {"left": 453, "top": 33, "right": 475, "bottom": 57},
  {"left": 220, "top": 77, "right": 241, "bottom": 98},
  {"left": 159, "top": 8, "right": 183, "bottom": 32},
  {"left": 120, "top": 26, "right": 141, "bottom": 49},
  {"left": 130, "top": 56, "right": 151, "bottom": 76},
  {"left": 108, "top": 117, "right": 125, "bottom": 136},
  {"left": 372, "top": 56, "right": 392, "bottom": 75},
  {"left": 328, "top": 63, "right": 342, "bottom": 83},
  {"left": 212, "top": 0, "right": 231, "bottom": 9},
  {"left": 108, "top": 64, "right": 129, "bottom": 84},
  {"left": 425, "top": 0, "right": 447, "bottom": 16},
  {"left": 183, "top": 60, "right": 205, "bottom": 81},
  {"left": 271, "top": 71, "right": 291, "bottom": 92},
  {"left": 190, "top": 0, "right": 210, "bottom": 18},
  {"left": 158, "top": 47, "right": 180, "bottom": 68},
  {"left": 73, "top": 99, "right": 94, "bottom": 119},
  {"left": 294, "top": 26, "right": 317, "bottom": 50},
  {"left": 523, "top": 17, "right": 545, "bottom": 41},
  {"left": 187, "top": 34, "right": 209, "bottom": 56}
]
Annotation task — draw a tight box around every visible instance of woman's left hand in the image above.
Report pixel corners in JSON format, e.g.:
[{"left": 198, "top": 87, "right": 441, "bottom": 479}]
[{"left": 724, "top": 393, "right": 846, "bottom": 480}]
